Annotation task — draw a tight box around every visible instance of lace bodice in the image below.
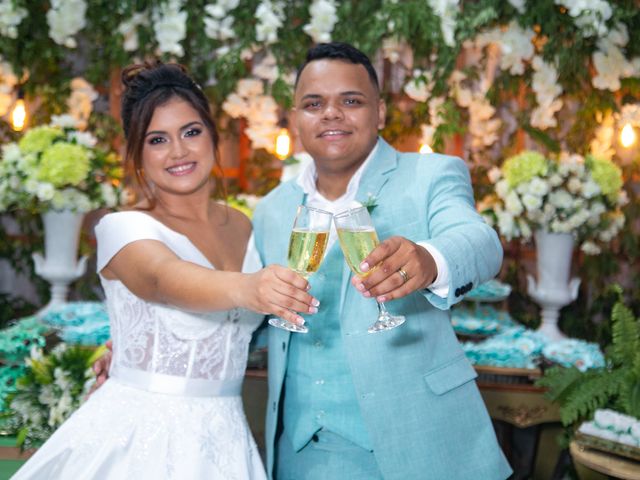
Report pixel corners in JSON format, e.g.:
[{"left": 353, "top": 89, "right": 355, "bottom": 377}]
[{"left": 95, "top": 211, "right": 263, "bottom": 384}]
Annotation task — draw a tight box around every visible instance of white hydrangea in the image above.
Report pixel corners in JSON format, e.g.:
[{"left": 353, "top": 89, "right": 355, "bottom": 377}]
[
  {"left": 0, "top": 0, "right": 27, "bottom": 38},
  {"left": 47, "top": 0, "right": 87, "bottom": 48},
  {"left": 303, "top": 0, "right": 338, "bottom": 44},
  {"left": 152, "top": 0, "right": 187, "bottom": 57},
  {"left": 256, "top": 1, "right": 284, "bottom": 45}
]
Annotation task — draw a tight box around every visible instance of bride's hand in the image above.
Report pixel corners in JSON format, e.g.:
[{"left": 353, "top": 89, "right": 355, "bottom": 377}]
[
  {"left": 238, "top": 265, "right": 319, "bottom": 327},
  {"left": 86, "top": 339, "right": 113, "bottom": 399}
]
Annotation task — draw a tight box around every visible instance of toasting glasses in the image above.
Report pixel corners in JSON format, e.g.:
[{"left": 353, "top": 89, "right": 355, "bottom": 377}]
[
  {"left": 268, "top": 205, "right": 333, "bottom": 333},
  {"left": 334, "top": 206, "right": 406, "bottom": 333}
]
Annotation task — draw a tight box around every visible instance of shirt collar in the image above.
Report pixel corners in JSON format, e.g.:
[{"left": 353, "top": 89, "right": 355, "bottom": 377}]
[{"left": 296, "top": 139, "right": 380, "bottom": 200}]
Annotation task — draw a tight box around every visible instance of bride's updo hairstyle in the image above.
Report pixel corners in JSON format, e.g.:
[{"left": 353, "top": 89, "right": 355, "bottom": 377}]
[{"left": 120, "top": 61, "right": 223, "bottom": 207}]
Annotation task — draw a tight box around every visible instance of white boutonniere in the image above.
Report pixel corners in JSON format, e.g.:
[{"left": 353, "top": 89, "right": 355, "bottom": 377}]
[{"left": 359, "top": 193, "right": 378, "bottom": 213}]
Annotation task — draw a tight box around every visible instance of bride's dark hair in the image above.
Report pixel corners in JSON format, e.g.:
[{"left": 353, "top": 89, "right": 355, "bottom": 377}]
[{"left": 120, "top": 61, "right": 224, "bottom": 208}]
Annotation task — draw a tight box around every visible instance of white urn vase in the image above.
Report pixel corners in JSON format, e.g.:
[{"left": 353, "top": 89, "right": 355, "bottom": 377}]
[
  {"left": 526, "top": 230, "right": 581, "bottom": 341},
  {"left": 32, "top": 210, "right": 88, "bottom": 315}
]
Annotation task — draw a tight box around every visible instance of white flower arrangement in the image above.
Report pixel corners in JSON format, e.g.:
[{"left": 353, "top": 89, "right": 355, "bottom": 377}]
[
  {"left": 4, "top": 343, "right": 105, "bottom": 449},
  {"left": 0, "top": 115, "right": 123, "bottom": 214},
  {"left": 481, "top": 150, "right": 627, "bottom": 255}
]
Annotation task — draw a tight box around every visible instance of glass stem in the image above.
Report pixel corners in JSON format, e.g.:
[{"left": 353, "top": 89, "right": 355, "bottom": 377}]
[{"left": 377, "top": 301, "right": 391, "bottom": 320}]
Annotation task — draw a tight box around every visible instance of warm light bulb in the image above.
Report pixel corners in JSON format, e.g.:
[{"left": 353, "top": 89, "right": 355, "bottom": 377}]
[
  {"left": 620, "top": 123, "right": 636, "bottom": 148},
  {"left": 275, "top": 128, "right": 291, "bottom": 159},
  {"left": 419, "top": 143, "right": 433, "bottom": 154},
  {"left": 10, "top": 98, "right": 26, "bottom": 132}
]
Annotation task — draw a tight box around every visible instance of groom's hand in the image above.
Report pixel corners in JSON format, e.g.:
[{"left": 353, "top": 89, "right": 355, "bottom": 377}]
[{"left": 352, "top": 236, "right": 437, "bottom": 301}]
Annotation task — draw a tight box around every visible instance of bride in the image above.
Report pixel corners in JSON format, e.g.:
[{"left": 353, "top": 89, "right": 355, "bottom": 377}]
[{"left": 12, "top": 62, "right": 316, "bottom": 479}]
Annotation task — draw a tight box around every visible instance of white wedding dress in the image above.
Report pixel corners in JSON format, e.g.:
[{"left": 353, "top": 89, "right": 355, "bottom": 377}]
[{"left": 12, "top": 211, "right": 267, "bottom": 480}]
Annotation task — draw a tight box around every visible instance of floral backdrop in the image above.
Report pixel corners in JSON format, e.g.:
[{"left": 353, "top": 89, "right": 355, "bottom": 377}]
[{"left": 0, "top": 0, "right": 639, "bottom": 342}]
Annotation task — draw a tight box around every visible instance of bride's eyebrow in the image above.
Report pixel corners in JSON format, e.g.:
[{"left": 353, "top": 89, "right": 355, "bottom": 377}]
[{"left": 145, "top": 121, "right": 203, "bottom": 137}]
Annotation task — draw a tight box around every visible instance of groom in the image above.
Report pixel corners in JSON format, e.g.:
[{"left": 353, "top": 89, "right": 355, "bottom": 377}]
[{"left": 252, "top": 42, "right": 512, "bottom": 479}]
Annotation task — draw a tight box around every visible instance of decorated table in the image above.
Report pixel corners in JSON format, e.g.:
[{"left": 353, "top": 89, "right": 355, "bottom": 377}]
[{"left": 570, "top": 441, "right": 640, "bottom": 480}]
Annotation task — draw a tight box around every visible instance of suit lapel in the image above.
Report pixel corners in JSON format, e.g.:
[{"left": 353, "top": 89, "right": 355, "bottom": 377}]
[{"left": 355, "top": 138, "right": 398, "bottom": 207}]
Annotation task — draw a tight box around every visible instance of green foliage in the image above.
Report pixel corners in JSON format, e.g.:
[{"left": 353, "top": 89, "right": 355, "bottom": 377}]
[
  {"left": 537, "top": 297, "right": 640, "bottom": 427},
  {"left": 4, "top": 344, "right": 105, "bottom": 450}
]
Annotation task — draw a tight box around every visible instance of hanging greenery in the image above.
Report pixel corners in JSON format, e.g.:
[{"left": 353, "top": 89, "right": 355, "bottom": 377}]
[{"left": 0, "top": 0, "right": 639, "bottom": 341}]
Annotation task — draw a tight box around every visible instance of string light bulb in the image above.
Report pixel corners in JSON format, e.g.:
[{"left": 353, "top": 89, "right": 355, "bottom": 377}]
[
  {"left": 620, "top": 123, "right": 636, "bottom": 148},
  {"left": 419, "top": 143, "right": 433, "bottom": 154},
  {"left": 10, "top": 90, "right": 27, "bottom": 132},
  {"left": 275, "top": 127, "right": 291, "bottom": 160}
]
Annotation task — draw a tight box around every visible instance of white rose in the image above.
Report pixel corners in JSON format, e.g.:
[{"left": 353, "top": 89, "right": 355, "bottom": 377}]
[
  {"left": 582, "top": 180, "right": 601, "bottom": 198},
  {"left": 548, "top": 174, "right": 564, "bottom": 187},
  {"left": 567, "top": 176, "right": 582, "bottom": 194},
  {"left": 549, "top": 189, "right": 573, "bottom": 209},
  {"left": 528, "top": 177, "right": 549, "bottom": 196},
  {"left": 521, "top": 193, "right": 542, "bottom": 212},
  {"left": 505, "top": 191, "right": 524, "bottom": 216},
  {"left": 36, "top": 182, "right": 56, "bottom": 201}
]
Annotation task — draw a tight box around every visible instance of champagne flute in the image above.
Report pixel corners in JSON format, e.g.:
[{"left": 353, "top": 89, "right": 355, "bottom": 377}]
[
  {"left": 334, "top": 206, "right": 406, "bottom": 333},
  {"left": 268, "top": 205, "right": 332, "bottom": 333}
]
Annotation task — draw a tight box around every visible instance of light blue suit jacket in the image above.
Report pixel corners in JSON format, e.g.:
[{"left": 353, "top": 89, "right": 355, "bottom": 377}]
[{"left": 253, "top": 139, "right": 512, "bottom": 479}]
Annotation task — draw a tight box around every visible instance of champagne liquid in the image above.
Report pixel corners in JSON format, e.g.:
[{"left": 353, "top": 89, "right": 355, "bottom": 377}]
[
  {"left": 336, "top": 228, "right": 379, "bottom": 276},
  {"left": 288, "top": 229, "right": 329, "bottom": 278}
]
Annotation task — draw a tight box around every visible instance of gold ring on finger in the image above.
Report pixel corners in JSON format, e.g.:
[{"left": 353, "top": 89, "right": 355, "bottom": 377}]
[{"left": 397, "top": 268, "right": 409, "bottom": 284}]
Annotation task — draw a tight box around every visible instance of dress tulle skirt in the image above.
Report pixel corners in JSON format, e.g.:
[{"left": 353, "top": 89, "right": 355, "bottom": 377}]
[{"left": 11, "top": 379, "right": 267, "bottom": 479}]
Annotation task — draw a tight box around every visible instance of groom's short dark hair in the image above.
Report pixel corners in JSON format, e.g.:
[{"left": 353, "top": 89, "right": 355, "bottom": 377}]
[{"left": 295, "top": 42, "right": 380, "bottom": 92}]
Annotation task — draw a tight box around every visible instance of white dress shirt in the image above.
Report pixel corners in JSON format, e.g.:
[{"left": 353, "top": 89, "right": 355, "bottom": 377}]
[{"left": 295, "top": 143, "right": 450, "bottom": 298}]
